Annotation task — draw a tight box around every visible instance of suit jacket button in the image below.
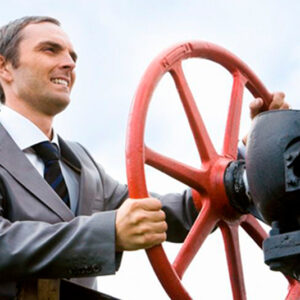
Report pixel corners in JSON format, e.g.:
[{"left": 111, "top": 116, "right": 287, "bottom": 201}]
[{"left": 92, "top": 264, "right": 101, "bottom": 273}]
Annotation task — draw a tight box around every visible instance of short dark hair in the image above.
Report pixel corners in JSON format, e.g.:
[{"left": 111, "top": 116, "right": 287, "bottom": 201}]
[{"left": 0, "top": 16, "right": 60, "bottom": 103}]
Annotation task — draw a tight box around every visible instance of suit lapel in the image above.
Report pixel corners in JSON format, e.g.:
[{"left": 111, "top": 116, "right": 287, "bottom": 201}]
[
  {"left": 77, "top": 160, "right": 98, "bottom": 215},
  {"left": 0, "top": 124, "right": 74, "bottom": 221},
  {"left": 60, "top": 139, "right": 100, "bottom": 216}
]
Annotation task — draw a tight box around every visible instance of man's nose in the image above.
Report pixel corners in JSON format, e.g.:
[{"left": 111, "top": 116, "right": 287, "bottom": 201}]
[{"left": 60, "top": 53, "right": 76, "bottom": 71}]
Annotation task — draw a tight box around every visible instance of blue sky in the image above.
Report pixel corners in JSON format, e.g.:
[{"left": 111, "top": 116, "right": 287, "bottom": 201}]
[{"left": 1, "top": 1, "right": 300, "bottom": 299}]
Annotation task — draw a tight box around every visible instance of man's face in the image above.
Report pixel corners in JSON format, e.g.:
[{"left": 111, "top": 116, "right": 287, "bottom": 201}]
[{"left": 8, "top": 22, "right": 77, "bottom": 116}]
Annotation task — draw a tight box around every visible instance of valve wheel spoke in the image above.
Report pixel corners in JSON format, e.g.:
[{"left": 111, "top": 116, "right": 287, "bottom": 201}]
[
  {"left": 241, "top": 214, "right": 267, "bottom": 248},
  {"left": 223, "top": 71, "right": 247, "bottom": 158},
  {"left": 220, "top": 223, "right": 246, "bottom": 300},
  {"left": 170, "top": 63, "right": 217, "bottom": 163},
  {"left": 145, "top": 146, "right": 207, "bottom": 192},
  {"left": 173, "top": 200, "right": 218, "bottom": 279}
]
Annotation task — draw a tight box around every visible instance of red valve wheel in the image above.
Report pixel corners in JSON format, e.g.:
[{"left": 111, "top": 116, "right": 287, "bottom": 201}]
[{"left": 126, "top": 41, "right": 300, "bottom": 299}]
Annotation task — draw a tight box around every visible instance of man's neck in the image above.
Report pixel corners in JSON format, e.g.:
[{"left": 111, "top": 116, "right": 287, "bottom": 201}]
[{"left": 5, "top": 102, "right": 54, "bottom": 139}]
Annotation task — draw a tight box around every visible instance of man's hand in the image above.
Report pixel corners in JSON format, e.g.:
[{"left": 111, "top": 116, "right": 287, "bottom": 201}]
[
  {"left": 249, "top": 92, "right": 289, "bottom": 119},
  {"left": 115, "top": 197, "right": 167, "bottom": 251},
  {"left": 243, "top": 92, "right": 289, "bottom": 144}
]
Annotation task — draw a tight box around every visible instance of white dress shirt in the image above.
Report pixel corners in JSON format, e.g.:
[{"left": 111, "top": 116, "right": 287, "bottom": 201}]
[{"left": 0, "top": 105, "right": 79, "bottom": 213}]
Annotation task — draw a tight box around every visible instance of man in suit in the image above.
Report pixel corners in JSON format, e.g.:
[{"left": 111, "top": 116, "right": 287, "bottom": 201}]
[
  {"left": 0, "top": 16, "right": 200, "bottom": 298},
  {"left": 0, "top": 16, "right": 288, "bottom": 298}
]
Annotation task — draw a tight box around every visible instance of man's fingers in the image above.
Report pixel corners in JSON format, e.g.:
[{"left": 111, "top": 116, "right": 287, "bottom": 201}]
[
  {"left": 130, "top": 209, "right": 166, "bottom": 226},
  {"left": 243, "top": 91, "right": 289, "bottom": 147},
  {"left": 249, "top": 92, "right": 289, "bottom": 120},
  {"left": 145, "top": 210, "right": 166, "bottom": 222},
  {"left": 136, "top": 221, "right": 168, "bottom": 235},
  {"left": 249, "top": 97, "right": 264, "bottom": 119},
  {"left": 281, "top": 102, "right": 290, "bottom": 109},
  {"left": 138, "top": 232, "right": 167, "bottom": 249},
  {"left": 269, "top": 91, "right": 286, "bottom": 110},
  {"left": 131, "top": 197, "right": 162, "bottom": 211},
  {"left": 115, "top": 197, "right": 167, "bottom": 251}
]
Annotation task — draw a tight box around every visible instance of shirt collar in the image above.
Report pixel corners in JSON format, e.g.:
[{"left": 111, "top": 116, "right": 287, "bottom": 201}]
[{"left": 0, "top": 105, "right": 59, "bottom": 150}]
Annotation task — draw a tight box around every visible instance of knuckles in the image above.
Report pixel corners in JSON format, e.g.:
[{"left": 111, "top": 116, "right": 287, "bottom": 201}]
[
  {"left": 130, "top": 210, "right": 166, "bottom": 226},
  {"left": 135, "top": 221, "right": 168, "bottom": 236},
  {"left": 150, "top": 197, "right": 163, "bottom": 209},
  {"left": 162, "top": 221, "right": 168, "bottom": 232},
  {"left": 127, "top": 198, "right": 140, "bottom": 210},
  {"left": 129, "top": 211, "right": 147, "bottom": 226},
  {"left": 127, "top": 197, "right": 163, "bottom": 212},
  {"left": 159, "top": 210, "right": 166, "bottom": 221},
  {"left": 140, "top": 232, "right": 167, "bottom": 248}
]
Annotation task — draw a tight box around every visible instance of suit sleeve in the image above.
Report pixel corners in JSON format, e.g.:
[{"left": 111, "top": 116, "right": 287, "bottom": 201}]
[
  {"left": 0, "top": 180, "right": 118, "bottom": 281},
  {"left": 76, "top": 142, "right": 199, "bottom": 242},
  {"left": 91, "top": 161, "right": 198, "bottom": 243}
]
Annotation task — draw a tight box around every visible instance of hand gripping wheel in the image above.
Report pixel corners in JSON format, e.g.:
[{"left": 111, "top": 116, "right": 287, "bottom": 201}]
[{"left": 125, "top": 41, "right": 300, "bottom": 299}]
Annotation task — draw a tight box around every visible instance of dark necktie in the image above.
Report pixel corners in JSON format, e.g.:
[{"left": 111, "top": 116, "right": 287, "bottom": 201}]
[{"left": 32, "top": 141, "right": 70, "bottom": 207}]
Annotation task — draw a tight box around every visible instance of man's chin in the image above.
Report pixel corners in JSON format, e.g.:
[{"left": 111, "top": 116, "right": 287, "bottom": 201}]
[{"left": 44, "top": 96, "right": 71, "bottom": 116}]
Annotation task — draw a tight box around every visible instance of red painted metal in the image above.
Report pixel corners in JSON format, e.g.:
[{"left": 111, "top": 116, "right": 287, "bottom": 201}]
[{"left": 126, "top": 41, "right": 300, "bottom": 299}]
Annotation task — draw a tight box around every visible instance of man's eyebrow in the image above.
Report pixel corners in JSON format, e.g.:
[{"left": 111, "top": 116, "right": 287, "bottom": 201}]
[{"left": 35, "top": 41, "right": 78, "bottom": 62}]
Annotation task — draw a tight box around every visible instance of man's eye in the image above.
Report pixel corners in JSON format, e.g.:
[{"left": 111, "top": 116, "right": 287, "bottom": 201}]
[{"left": 43, "top": 47, "right": 55, "bottom": 53}]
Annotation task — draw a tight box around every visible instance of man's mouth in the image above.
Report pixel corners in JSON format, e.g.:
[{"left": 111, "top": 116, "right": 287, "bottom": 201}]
[{"left": 51, "top": 78, "right": 69, "bottom": 87}]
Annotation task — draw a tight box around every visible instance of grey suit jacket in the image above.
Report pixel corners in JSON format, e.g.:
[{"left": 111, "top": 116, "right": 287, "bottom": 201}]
[{"left": 0, "top": 124, "right": 198, "bottom": 297}]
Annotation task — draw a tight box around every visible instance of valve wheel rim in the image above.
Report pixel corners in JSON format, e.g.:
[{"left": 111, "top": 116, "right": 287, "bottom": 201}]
[{"left": 125, "top": 41, "right": 300, "bottom": 299}]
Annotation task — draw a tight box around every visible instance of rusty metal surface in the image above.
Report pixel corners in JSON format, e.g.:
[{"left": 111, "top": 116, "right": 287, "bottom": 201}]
[{"left": 126, "top": 41, "right": 300, "bottom": 299}]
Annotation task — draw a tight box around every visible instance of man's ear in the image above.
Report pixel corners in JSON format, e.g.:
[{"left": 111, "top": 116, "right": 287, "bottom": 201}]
[{"left": 0, "top": 56, "right": 13, "bottom": 83}]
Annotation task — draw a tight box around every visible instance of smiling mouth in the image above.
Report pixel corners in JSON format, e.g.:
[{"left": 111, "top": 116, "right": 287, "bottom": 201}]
[{"left": 51, "top": 78, "right": 69, "bottom": 87}]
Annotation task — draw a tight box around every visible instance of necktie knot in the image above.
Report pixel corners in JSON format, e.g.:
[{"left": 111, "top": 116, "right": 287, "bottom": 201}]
[{"left": 32, "top": 141, "right": 60, "bottom": 163}]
